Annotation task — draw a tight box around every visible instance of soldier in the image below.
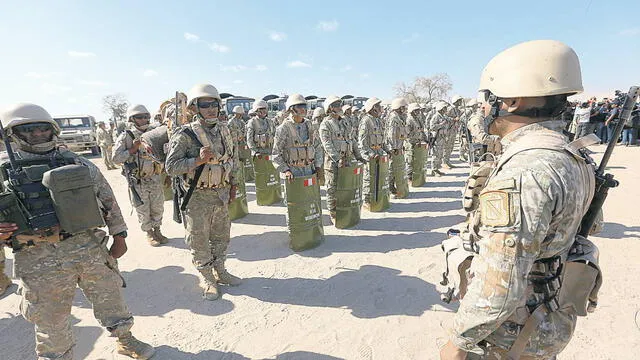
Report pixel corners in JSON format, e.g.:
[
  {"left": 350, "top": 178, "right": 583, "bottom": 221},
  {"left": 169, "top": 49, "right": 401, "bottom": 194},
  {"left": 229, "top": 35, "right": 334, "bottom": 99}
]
[
  {"left": 0, "top": 247, "right": 11, "bottom": 295},
  {"left": 0, "top": 103, "right": 154, "bottom": 359},
  {"left": 113, "top": 104, "right": 168, "bottom": 247},
  {"left": 442, "top": 97, "right": 464, "bottom": 169},
  {"left": 440, "top": 40, "right": 595, "bottom": 360},
  {"left": 405, "top": 103, "right": 429, "bottom": 186},
  {"left": 229, "top": 105, "right": 253, "bottom": 182},
  {"left": 429, "top": 101, "right": 451, "bottom": 176},
  {"left": 271, "top": 94, "right": 324, "bottom": 250},
  {"left": 385, "top": 97, "right": 410, "bottom": 198},
  {"left": 468, "top": 100, "right": 503, "bottom": 157},
  {"left": 358, "top": 97, "right": 389, "bottom": 211},
  {"left": 247, "top": 100, "right": 282, "bottom": 205},
  {"left": 311, "top": 107, "right": 326, "bottom": 185},
  {"left": 96, "top": 120, "right": 117, "bottom": 170},
  {"left": 165, "top": 83, "right": 241, "bottom": 300},
  {"left": 319, "top": 96, "right": 362, "bottom": 226}
]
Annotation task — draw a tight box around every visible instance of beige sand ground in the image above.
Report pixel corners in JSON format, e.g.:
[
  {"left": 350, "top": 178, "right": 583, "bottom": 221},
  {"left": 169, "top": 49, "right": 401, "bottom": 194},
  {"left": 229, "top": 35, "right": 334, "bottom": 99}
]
[{"left": 1, "top": 144, "right": 638, "bottom": 360}]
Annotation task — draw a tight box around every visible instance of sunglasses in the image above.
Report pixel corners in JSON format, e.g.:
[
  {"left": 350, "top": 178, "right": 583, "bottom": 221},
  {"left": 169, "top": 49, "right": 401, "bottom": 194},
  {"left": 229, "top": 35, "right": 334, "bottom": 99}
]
[
  {"left": 293, "top": 104, "right": 307, "bottom": 109},
  {"left": 197, "top": 100, "right": 220, "bottom": 109},
  {"left": 14, "top": 123, "right": 53, "bottom": 133},
  {"left": 330, "top": 101, "right": 342, "bottom": 108},
  {"left": 133, "top": 114, "right": 151, "bottom": 120}
]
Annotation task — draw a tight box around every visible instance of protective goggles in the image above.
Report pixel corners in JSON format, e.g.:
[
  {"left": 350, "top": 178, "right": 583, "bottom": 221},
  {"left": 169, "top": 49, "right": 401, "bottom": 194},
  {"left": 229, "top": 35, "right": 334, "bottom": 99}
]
[
  {"left": 133, "top": 114, "right": 151, "bottom": 120},
  {"left": 197, "top": 99, "right": 220, "bottom": 109},
  {"left": 329, "top": 101, "right": 342, "bottom": 108},
  {"left": 292, "top": 104, "right": 307, "bottom": 109},
  {"left": 13, "top": 123, "right": 54, "bottom": 133}
]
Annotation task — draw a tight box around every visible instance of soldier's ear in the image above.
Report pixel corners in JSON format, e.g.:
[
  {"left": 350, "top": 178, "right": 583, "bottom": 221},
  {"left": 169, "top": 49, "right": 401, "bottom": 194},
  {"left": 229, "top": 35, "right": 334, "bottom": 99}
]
[{"left": 504, "top": 98, "right": 523, "bottom": 113}]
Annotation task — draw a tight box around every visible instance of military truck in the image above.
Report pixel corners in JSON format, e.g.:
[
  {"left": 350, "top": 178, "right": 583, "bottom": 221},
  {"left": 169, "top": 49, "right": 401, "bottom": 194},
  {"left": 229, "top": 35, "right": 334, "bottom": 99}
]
[
  {"left": 53, "top": 115, "right": 100, "bottom": 155},
  {"left": 220, "top": 93, "right": 254, "bottom": 120},
  {"left": 305, "top": 95, "right": 326, "bottom": 111},
  {"left": 342, "top": 95, "right": 368, "bottom": 110},
  {"left": 263, "top": 94, "right": 288, "bottom": 117}
]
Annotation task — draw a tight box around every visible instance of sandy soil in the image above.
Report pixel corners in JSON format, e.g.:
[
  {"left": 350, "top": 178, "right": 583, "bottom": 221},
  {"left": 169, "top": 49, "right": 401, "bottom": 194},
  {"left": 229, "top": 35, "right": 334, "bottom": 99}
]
[{"left": 1, "top": 144, "right": 638, "bottom": 360}]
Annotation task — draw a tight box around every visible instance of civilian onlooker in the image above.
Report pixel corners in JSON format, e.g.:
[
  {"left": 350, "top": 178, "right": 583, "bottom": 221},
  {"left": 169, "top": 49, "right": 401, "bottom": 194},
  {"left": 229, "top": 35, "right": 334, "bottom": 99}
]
[
  {"left": 604, "top": 103, "right": 620, "bottom": 144},
  {"left": 592, "top": 102, "right": 608, "bottom": 144},
  {"left": 573, "top": 102, "right": 594, "bottom": 139}
]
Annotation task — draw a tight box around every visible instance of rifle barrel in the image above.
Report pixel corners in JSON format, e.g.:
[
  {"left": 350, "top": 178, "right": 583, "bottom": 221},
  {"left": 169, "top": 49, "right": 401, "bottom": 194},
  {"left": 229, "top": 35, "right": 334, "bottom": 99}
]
[{"left": 597, "top": 86, "right": 639, "bottom": 174}]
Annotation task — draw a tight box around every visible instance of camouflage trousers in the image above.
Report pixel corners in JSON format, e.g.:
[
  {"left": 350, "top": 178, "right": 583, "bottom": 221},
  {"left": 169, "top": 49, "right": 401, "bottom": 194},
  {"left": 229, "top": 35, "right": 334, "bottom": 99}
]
[
  {"left": 431, "top": 132, "right": 448, "bottom": 170},
  {"left": 13, "top": 232, "right": 133, "bottom": 360},
  {"left": 443, "top": 128, "right": 456, "bottom": 163},
  {"left": 324, "top": 164, "right": 339, "bottom": 214},
  {"left": 362, "top": 155, "right": 383, "bottom": 204},
  {"left": 99, "top": 144, "right": 116, "bottom": 168},
  {"left": 131, "top": 175, "right": 164, "bottom": 232},
  {"left": 405, "top": 142, "right": 425, "bottom": 176},
  {"left": 183, "top": 188, "right": 231, "bottom": 273}
]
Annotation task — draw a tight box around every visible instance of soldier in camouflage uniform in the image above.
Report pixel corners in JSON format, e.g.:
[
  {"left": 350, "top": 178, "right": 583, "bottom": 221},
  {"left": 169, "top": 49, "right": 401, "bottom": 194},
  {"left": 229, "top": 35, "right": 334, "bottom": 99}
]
[
  {"left": 440, "top": 40, "right": 594, "bottom": 360},
  {"left": 384, "top": 98, "right": 409, "bottom": 197},
  {"left": 404, "top": 103, "right": 428, "bottom": 180},
  {"left": 319, "top": 96, "right": 361, "bottom": 221},
  {"left": 468, "top": 102, "right": 503, "bottom": 157},
  {"left": 165, "top": 83, "right": 241, "bottom": 301},
  {"left": 358, "top": 97, "right": 386, "bottom": 208},
  {"left": 229, "top": 105, "right": 252, "bottom": 181},
  {"left": 0, "top": 247, "right": 11, "bottom": 295},
  {"left": 0, "top": 103, "right": 154, "bottom": 360},
  {"left": 443, "top": 100, "right": 462, "bottom": 168},
  {"left": 246, "top": 100, "right": 275, "bottom": 156},
  {"left": 311, "top": 107, "right": 326, "bottom": 185},
  {"left": 96, "top": 121, "right": 117, "bottom": 170},
  {"left": 113, "top": 104, "right": 168, "bottom": 247},
  {"left": 429, "top": 101, "right": 451, "bottom": 176}
]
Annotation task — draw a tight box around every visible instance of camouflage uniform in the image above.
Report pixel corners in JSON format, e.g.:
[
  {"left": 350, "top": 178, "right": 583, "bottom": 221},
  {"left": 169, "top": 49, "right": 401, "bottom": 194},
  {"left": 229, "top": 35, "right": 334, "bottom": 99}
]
[
  {"left": 112, "top": 126, "right": 165, "bottom": 234},
  {"left": 404, "top": 112, "right": 428, "bottom": 177},
  {"left": 272, "top": 115, "right": 323, "bottom": 177},
  {"left": 228, "top": 115, "right": 252, "bottom": 179},
  {"left": 468, "top": 109, "right": 503, "bottom": 156},
  {"left": 246, "top": 115, "right": 275, "bottom": 156},
  {"left": 165, "top": 120, "right": 239, "bottom": 289},
  {"left": 2, "top": 148, "right": 137, "bottom": 360},
  {"left": 96, "top": 126, "right": 117, "bottom": 169},
  {"left": 319, "top": 115, "right": 359, "bottom": 215},
  {"left": 358, "top": 113, "right": 386, "bottom": 205},
  {"left": 443, "top": 106, "right": 460, "bottom": 165},
  {"left": 450, "top": 120, "right": 593, "bottom": 358},
  {"left": 384, "top": 111, "right": 409, "bottom": 193},
  {"left": 429, "top": 111, "right": 450, "bottom": 171}
]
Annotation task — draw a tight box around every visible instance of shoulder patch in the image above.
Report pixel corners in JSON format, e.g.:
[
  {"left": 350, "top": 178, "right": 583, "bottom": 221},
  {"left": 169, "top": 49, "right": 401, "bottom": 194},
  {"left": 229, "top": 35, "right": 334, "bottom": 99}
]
[{"left": 480, "top": 190, "right": 510, "bottom": 227}]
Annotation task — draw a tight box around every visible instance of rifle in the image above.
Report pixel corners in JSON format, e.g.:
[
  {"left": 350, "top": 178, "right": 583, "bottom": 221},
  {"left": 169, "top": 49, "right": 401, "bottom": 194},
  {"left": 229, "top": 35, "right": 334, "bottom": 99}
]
[
  {"left": 579, "top": 86, "right": 639, "bottom": 237},
  {"left": 171, "top": 127, "right": 205, "bottom": 223},
  {"left": 122, "top": 130, "right": 144, "bottom": 207}
]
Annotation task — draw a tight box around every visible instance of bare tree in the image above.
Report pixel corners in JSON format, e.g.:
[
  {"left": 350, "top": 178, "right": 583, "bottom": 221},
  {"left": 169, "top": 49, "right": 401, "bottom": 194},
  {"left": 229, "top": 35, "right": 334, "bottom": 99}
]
[
  {"left": 393, "top": 73, "right": 453, "bottom": 103},
  {"left": 102, "top": 93, "right": 129, "bottom": 126}
]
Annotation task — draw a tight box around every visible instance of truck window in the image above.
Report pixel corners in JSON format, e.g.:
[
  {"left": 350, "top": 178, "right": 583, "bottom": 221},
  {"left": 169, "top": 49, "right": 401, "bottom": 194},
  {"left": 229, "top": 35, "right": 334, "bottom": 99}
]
[{"left": 54, "top": 117, "right": 91, "bottom": 128}]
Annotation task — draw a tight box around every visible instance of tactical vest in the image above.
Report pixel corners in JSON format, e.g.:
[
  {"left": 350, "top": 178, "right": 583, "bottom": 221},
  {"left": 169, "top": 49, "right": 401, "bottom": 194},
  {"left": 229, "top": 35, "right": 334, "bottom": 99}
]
[
  {"left": 281, "top": 120, "right": 316, "bottom": 167},
  {"left": 388, "top": 114, "right": 409, "bottom": 150},
  {"left": 184, "top": 123, "right": 234, "bottom": 189},
  {"left": 125, "top": 130, "right": 163, "bottom": 179},
  {"left": 0, "top": 149, "right": 104, "bottom": 248},
  {"left": 251, "top": 117, "right": 274, "bottom": 150},
  {"left": 363, "top": 115, "right": 384, "bottom": 150},
  {"left": 323, "top": 118, "right": 352, "bottom": 161}
]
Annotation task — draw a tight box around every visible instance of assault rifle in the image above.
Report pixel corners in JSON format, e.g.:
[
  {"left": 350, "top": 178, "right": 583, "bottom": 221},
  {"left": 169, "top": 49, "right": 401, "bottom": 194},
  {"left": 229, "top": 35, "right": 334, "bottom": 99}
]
[
  {"left": 122, "top": 130, "right": 144, "bottom": 207},
  {"left": 579, "top": 86, "right": 639, "bottom": 236}
]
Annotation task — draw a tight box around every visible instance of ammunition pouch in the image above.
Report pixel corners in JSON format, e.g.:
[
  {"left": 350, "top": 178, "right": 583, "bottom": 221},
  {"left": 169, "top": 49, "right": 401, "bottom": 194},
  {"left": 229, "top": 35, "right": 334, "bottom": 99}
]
[
  {"left": 439, "top": 233, "right": 475, "bottom": 303},
  {"left": 462, "top": 160, "right": 496, "bottom": 212},
  {"left": 558, "top": 235, "right": 602, "bottom": 315}
]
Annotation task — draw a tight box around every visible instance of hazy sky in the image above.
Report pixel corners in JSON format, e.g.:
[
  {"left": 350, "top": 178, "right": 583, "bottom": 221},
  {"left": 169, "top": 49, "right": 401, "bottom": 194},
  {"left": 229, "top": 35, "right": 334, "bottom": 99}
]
[{"left": 1, "top": 0, "right": 638, "bottom": 119}]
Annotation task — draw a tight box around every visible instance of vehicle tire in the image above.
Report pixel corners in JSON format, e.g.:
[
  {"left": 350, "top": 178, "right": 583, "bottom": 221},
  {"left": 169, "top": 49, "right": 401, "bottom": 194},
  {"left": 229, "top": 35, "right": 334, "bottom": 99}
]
[{"left": 91, "top": 146, "right": 100, "bottom": 155}]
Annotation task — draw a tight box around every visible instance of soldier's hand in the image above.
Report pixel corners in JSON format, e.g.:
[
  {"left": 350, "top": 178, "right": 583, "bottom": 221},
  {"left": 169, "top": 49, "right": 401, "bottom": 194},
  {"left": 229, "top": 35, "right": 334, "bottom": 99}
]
[
  {"left": 284, "top": 170, "right": 294, "bottom": 181},
  {"left": 197, "top": 146, "right": 214, "bottom": 165},
  {"left": 0, "top": 223, "right": 18, "bottom": 241},
  {"left": 128, "top": 139, "right": 142, "bottom": 154},
  {"left": 109, "top": 236, "right": 128, "bottom": 259},
  {"left": 439, "top": 340, "right": 467, "bottom": 360}
]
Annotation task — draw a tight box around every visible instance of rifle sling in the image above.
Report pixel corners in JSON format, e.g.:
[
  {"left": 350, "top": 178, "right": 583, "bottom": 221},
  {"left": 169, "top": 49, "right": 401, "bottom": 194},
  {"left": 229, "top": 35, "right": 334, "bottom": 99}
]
[{"left": 179, "top": 127, "right": 205, "bottom": 211}]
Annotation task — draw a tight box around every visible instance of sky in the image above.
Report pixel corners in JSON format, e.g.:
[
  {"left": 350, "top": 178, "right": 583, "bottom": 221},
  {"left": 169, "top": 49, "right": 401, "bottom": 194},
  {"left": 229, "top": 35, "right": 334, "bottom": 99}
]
[{"left": 1, "top": 0, "right": 639, "bottom": 120}]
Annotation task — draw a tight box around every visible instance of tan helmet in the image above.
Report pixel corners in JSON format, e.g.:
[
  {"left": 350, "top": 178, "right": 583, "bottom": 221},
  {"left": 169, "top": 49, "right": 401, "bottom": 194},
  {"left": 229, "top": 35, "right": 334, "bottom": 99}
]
[
  {"left": 312, "top": 107, "right": 325, "bottom": 119},
  {"left": 451, "top": 95, "right": 464, "bottom": 105},
  {"left": 324, "top": 95, "right": 342, "bottom": 112},
  {"left": 407, "top": 103, "right": 420, "bottom": 114},
  {"left": 253, "top": 100, "right": 268, "bottom": 110},
  {"left": 342, "top": 104, "right": 352, "bottom": 113},
  {"left": 391, "top": 97, "right": 408, "bottom": 110},
  {"left": 126, "top": 104, "right": 150, "bottom": 120},
  {"left": 364, "top": 97, "right": 382, "bottom": 113},
  {"left": 285, "top": 94, "right": 306, "bottom": 109},
  {"left": 187, "top": 83, "right": 221, "bottom": 107},
  {"left": 232, "top": 105, "right": 245, "bottom": 114},
  {"left": 0, "top": 102, "right": 61, "bottom": 135},
  {"left": 435, "top": 101, "right": 447, "bottom": 111},
  {"left": 466, "top": 98, "right": 478, "bottom": 107},
  {"left": 478, "top": 40, "right": 583, "bottom": 98}
]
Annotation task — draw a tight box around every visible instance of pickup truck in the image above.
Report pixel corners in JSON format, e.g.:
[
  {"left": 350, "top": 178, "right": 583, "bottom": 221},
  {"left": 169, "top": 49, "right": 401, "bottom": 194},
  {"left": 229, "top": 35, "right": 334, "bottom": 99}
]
[{"left": 53, "top": 115, "right": 100, "bottom": 155}]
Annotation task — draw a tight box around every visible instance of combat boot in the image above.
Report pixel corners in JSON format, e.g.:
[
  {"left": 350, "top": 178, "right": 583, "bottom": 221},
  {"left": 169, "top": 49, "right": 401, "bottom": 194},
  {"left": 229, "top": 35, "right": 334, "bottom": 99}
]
[
  {"left": 214, "top": 263, "right": 242, "bottom": 286},
  {"left": 116, "top": 332, "right": 155, "bottom": 359},
  {"left": 152, "top": 227, "right": 169, "bottom": 244},
  {"left": 146, "top": 231, "right": 161, "bottom": 247},
  {"left": 198, "top": 269, "right": 220, "bottom": 300},
  {"left": 0, "top": 263, "right": 11, "bottom": 296}
]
